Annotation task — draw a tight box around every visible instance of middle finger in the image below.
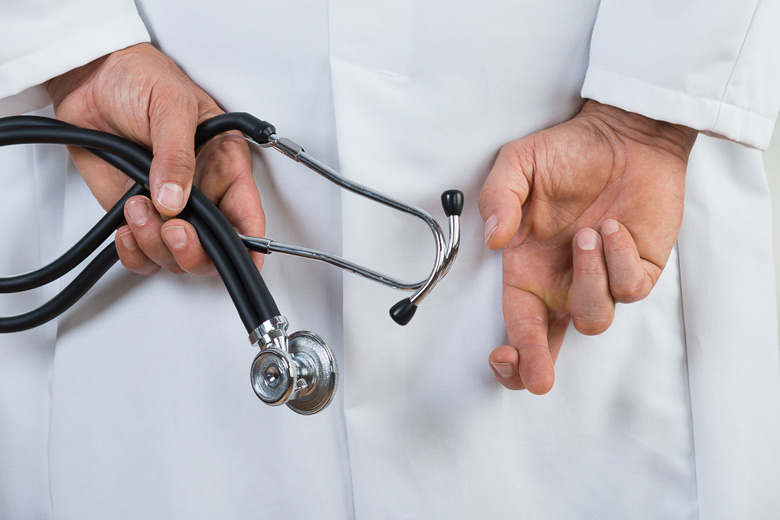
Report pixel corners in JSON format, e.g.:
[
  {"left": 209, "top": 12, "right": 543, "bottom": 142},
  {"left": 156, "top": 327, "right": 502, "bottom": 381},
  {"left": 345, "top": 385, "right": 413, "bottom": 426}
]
[
  {"left": 570, "top": 228, "right": 614, "bottom": 335},
  {"left": 124, "top": 195, "right": 183, "bottom": 273}
]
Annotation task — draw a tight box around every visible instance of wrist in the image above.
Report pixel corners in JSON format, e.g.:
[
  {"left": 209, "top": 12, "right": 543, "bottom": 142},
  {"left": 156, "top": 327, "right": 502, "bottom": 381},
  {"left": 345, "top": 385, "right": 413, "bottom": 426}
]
[
  {"left": 579, "top": 99, "right": 698, "bottom": 162},
  {"left": 45, "top": 43, "right": 156, "bottom": 109}
]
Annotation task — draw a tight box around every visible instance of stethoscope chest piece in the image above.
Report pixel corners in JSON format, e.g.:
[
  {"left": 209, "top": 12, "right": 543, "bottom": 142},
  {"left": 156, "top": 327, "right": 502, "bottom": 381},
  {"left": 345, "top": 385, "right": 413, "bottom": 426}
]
[
  {"left": 0, "top": 112, "right": 461, "bottom": 416},
  {"left": 250, "top": 320, "right": 338, "bottom": 415},
  {"left": 285, "top": 331, "right": 338, "bottom": 415}
]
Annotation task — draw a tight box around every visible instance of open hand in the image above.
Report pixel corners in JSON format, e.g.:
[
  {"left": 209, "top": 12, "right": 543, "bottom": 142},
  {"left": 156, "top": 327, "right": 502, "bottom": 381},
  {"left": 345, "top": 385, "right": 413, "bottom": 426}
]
[
  {"left": 479, "top": 100, "right": 697, "bottom": 394},
  {"left": 46, "top": 42, "right": 263, "bottom": 275}
]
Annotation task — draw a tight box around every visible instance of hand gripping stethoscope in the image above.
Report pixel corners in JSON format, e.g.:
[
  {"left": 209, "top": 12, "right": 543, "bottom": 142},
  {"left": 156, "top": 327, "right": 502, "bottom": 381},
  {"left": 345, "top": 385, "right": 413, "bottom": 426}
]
[{"left": 0, "top": 113, "right": 462, "bottom": 415}]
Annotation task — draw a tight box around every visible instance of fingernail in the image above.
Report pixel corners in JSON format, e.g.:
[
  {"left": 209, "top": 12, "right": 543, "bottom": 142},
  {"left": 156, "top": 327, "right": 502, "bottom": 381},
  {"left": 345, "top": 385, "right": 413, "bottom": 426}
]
[
  {"left": 602, "top": 219, "right": 619, "bottom": 236},
  {"left": 157, "top": 183, "right": 184, "bottom": 212},
  {"left": 126, "top": 199, "right": 150, "bottom": 226},
  {"left": 162, "top": 226, "right": 187, "bottom": 250},
  {"left": 491, "top": 362, "right": 514, "bottom": 379},
  {"left": 118, "top": 230, "right": 137, "bottom": 251},
  {"left": 577, "top": 229, "right": 598, "bottom": 251},
  {"left": 484, "top": 215, "right": 499, "bottom": 244}
]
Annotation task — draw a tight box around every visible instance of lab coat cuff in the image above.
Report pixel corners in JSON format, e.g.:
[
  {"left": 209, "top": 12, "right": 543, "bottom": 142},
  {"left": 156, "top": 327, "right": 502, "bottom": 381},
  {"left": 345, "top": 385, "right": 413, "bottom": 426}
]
[
  {"left": 0, "top": 13, "right": 150, "bottom": 117},
  {"left": 581, "top": 66, "right": 776, "bottom": 152}
]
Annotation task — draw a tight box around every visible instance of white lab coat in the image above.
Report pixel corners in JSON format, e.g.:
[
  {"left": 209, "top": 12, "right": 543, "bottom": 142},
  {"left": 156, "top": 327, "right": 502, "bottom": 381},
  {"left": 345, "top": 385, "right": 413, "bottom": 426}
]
[{"left": 1, "top": 1, "right": 779, "bottom": 519}]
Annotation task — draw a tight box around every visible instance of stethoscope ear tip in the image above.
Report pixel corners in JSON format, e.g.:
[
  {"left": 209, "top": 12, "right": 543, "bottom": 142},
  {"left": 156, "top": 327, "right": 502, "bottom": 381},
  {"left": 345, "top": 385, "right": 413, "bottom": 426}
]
[
  {"left": 390, "top": 298, "right": 417, "bottom": 326},
  {"left": 441, "top": 190, "right": 464, "bottom": 217}
]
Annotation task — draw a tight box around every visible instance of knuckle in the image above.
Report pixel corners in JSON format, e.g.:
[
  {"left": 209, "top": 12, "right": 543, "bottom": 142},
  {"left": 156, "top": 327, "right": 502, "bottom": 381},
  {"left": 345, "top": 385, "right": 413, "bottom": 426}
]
[
  {"left": 196, "top": 93, "right": 223, "bottom": 118},
  {"left": 514, "top": 342, "right": 549, "bottom": 356},
  {"left": 496, "top": 142, "right": 519, "bottom": 165},
  {"left": 134, "top": 236, "right": 176, "bottom": 270},
  {"left": 572, "top": 308, "right": 614, "bottom": 335},
  {"left": 175, "top": 253, "right": 210, "bottom": 275},
  {"left": 165, "top": 234, "right": 217, "bottom": 276},
  {"left": 579, "top": 262, "right": 606, "bottom": 277},
  {"left": 151, "top": 82, "right": 199, "bottom": 112},
  {"left": 499, "top": 140, "right": 534, "bottom": 168},
  {"left": 118, "top": 252, "right": 159, "bottom": 275},
  {"left": 506, "top": 314, "right": 547, "bottom": 334},
  {"left": 612, "top": 277, "right": 649, "bottom": 303},
  {"left": 214, "top": 133, "right": 250, "bottom": 155},
  {"left": 231, "top": 214, "right": 265, "bottom": 239},
  {"left": 131, "top": 221, "right": 163, "bottom": 244},
  {"left": 605, "top": 242, "right": 636, "bottom": 261},
  {"left": 165, "top": 265, "right": 186, "bottom": 275},
  {"left": 156, "top": 255, "right": 181, "bottom": 273},
  {"left": 155, "top": 148, "right": 196, "bottom": 179}
]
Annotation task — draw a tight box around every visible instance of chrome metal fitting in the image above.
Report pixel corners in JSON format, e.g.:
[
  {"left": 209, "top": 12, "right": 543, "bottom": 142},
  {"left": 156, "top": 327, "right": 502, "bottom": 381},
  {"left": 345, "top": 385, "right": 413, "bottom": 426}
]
[
  {"left": 249, "top": 316, "right": 289, "bottom": 351},
  {"left": 248, "top": 316, "right": 338, "bottom": 415}
]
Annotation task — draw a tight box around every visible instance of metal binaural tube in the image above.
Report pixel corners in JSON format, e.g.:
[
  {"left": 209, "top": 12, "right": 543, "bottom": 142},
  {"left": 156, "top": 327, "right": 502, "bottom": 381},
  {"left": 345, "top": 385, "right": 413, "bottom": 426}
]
[
  {"left": 257, "top": 135, "right": 461, "bottom": 321},
  {"left": 241, "top": 236, "right": 424, "bottom": 291}
]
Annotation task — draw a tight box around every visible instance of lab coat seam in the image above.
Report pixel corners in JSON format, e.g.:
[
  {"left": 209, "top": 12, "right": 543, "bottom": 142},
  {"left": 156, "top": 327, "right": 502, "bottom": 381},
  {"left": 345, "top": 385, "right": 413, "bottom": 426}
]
[
  {"left": 711, "top": 1, "right": 761, "bottom": 134},
  {"left": 585, "top": 65, "right": 777, "bottom": 124},
  {"left": 31, "top": 144, "right": 56, "bottom": 520},
  {"left": 325, "top": 2, "right": 357, "bottom": 518},
  {"left": 0, "top": 12, "right": 150, "bottom": 101},
  {"left": 676, "top": 245, "right": 701, "bottom": 520}
]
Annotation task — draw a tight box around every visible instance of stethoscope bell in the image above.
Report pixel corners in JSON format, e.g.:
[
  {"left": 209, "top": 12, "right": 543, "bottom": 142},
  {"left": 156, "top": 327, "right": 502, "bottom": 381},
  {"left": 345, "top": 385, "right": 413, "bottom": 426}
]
[
  {"left": 0, "top": 113, "right": 461, "bottom": 416},
  {"left": 250, "top": 319, "right": 338, "bottom": 415},
  {"left": 251, "top": 348, "right": 297, "bottom": 406}
]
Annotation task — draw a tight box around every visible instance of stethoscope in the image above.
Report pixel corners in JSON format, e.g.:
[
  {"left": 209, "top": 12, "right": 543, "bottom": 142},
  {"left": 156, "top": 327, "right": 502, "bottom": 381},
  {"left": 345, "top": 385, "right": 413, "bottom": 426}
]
[{"left": 0, "top": 113, "right": 462, "bottom": 415}]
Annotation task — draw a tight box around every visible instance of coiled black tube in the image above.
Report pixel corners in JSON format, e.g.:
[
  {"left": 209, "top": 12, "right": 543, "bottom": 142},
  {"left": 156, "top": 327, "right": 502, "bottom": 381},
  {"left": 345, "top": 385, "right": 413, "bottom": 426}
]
[
  {"left": 0, "top": 183, "right": 146, "bottom": 293},
  {"left": 0, "top": 114, "right": 278, "bottom": 333},
  {"left": 0, "top": 245, "right": 118, "bottom": 333},
  {"left": 194, "top": 112, "right": 276, "bottom": 148}
]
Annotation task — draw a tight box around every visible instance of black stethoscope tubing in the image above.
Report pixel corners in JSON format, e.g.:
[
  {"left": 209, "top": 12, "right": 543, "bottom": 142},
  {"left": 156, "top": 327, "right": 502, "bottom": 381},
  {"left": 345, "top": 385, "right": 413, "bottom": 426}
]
[
  {"left": 0, "top": 114, "right": 278, "bottom": 334},
  {"left": 0, "top": 181, "right": 146, "bottom": 293}
]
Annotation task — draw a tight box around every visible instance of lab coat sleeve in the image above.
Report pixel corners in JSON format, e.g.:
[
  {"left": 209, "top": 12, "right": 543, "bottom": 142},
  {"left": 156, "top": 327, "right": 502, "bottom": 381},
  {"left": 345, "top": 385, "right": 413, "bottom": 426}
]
[
  {"left": 581, "top": 0, "right": 780, "bottom": 150},
  {"left": 0, "top": 0, "right": 150, "bottom": 116}
]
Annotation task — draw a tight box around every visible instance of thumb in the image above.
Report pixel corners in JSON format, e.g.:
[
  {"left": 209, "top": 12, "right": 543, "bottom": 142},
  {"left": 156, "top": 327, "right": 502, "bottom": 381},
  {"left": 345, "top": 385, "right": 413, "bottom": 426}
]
[
  {"left": 478, "top": 141, "right": 533, "bottom": 249},
  {"left": 147, "top": 93, "right": 202, "bottom": 217}
]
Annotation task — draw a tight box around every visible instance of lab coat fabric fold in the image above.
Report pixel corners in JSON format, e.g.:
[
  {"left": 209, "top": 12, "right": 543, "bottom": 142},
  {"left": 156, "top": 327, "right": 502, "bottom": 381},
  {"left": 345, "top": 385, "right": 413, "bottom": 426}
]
[
  {"left": 0, "top": 0, "right": 150, "bottom": 117},
  {"left": 1, "top": 1, "right": 779, "bottom": 519},
  {"left": 583, "top": 0, "right": 780, "bottom": 150}
]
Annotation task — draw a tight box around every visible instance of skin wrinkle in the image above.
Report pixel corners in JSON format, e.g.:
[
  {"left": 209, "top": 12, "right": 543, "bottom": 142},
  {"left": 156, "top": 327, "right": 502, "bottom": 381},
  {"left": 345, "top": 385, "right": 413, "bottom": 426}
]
[
  {"left": 485, "top": 100, "right": 696, "bottom": 393},
  {"left": 530, "top": 122, "right": 625, "bottom": 243},
  {"left": 45, "top": 42, "right": 263, "bottom": 276},
  {"left": 586, "top": 103, "right": 694, "bottom": 162},
  {"left": 506, "top": 145, "right": 533, "bottom": 203},
  {"left": 618, "top": 272, "right": 653, "bottom": 303},
  {"left": 503, "top": 311, "right": 547, "bottom": 334}
]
